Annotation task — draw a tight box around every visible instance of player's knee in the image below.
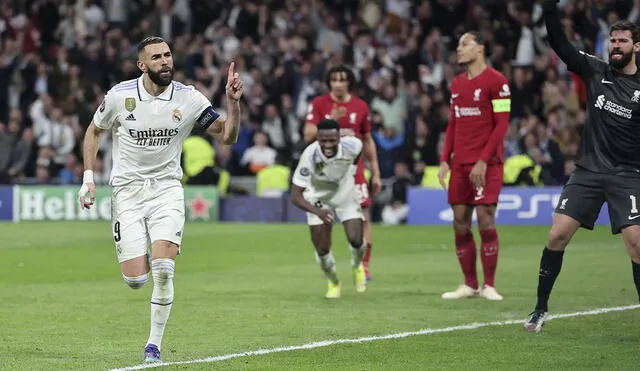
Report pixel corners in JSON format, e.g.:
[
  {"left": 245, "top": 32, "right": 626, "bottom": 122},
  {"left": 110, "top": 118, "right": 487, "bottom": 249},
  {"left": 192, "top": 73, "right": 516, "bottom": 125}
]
[
  {"left": 315, "top": 247, "right": 331, "bottom": 257},
  {"left": 122, "top": 273, "right": 149, "bottom": 289},
  {"left": 622, "top": 229, "right": 640, "bottom": 257},
  {"left": 453, "top": 217, "right": 471, "bottom": 235},
  {"left": 151, "top": 258, "right": 175, "bottom": 284},
  {"left": 476, "top": 207, "right": 496, "bottom": 230},
  {"left": 347, "top": 235, "right": 363, "bottom": 249},
  {"left": 477, "top": 218, "right": 495, "bottom": 231},
  {"left": 547, "top": 229, "right": 572, "bottom": 250}
]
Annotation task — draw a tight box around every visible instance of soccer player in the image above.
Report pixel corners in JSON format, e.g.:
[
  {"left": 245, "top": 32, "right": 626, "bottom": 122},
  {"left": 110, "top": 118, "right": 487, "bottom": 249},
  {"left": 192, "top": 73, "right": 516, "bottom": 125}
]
[
  {"left": 292, "top": 119, "right": 368, "bottom": 298},
  {"left": 438, "top": 31, "right": 511, "bottom": 301},
  {"left": 77, "top": 36, "right": 243, "bottom": 362},
  {"left": 525, "top": 2, "right": 640, "bottom": 332},
  {"left": 304, "top": 65, "right": 381, "bottom": 280}
]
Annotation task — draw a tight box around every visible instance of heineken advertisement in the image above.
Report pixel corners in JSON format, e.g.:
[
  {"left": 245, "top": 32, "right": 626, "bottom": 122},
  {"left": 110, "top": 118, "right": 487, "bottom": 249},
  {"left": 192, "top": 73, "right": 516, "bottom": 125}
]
[
  {"left": 14, "top": 185, "right": 218, "bottom": 222},
  {"left": 183, "top": 186, "right": 219, "bottom": 222}
]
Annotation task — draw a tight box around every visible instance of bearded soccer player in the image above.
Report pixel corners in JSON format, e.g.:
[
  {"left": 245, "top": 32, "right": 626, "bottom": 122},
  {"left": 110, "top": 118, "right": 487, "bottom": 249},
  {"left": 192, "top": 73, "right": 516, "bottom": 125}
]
[
  {"left": 78, "top": 36, "right": 243, "bottom": 362},
  {"left": 304, "top": 65, "right": 381, "bottom": 280},
  {"left": 525, "top": 1, "right": 640, "bottom": 332},
  {"left": 438, "top": 31, "right": 511, "bottom": 301}
]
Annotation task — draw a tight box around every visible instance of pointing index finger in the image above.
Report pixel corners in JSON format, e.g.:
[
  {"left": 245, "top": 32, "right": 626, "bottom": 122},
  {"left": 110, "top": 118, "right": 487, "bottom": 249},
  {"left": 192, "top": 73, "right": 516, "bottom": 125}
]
[{"left": 228, "top": 62, "right": 235, "bottom": 80}]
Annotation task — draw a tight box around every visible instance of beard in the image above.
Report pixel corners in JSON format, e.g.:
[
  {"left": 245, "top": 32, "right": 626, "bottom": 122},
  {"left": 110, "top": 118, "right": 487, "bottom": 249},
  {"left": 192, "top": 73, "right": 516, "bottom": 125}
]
[
  {"left": 609, "top": 49, "right": 633, "bottom": 70},
  {"left": 147, "top": 67, "right": 174, "bottom": 86}
]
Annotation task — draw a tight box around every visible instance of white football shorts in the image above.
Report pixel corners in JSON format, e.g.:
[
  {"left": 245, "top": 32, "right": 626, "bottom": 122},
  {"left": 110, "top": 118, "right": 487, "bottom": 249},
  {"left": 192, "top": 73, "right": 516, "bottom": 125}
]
[
  {"left": 305, "top": 190, "right": 364, "bottom": 226},
  {"left": 111, "top": 179, "right": 185, "bottom": 263}
]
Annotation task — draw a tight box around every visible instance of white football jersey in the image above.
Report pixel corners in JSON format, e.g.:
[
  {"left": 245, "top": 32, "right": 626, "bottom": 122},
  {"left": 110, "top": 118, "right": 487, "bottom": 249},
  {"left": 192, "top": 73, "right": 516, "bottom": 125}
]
[
  {"left": 292, "top": 136, "right": 363, "bottom": 203},
  {"left": 93, "top": 76, "right": 219, "bottom": 186}
]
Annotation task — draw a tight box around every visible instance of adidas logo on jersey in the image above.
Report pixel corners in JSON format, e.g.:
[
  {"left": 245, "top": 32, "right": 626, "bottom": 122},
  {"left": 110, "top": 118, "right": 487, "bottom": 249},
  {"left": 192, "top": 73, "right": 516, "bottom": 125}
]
[{"left": 125, "top": 113, "right": 136, "bottom": 121}]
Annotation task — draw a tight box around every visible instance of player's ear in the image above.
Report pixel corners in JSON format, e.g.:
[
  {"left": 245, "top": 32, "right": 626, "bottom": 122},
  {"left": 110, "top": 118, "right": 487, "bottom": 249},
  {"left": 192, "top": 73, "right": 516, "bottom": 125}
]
[
  {"left": 634, "top": 41, "right": 640, "bottom": 54},
  {"left": 137, "top": 60, "right": 146, "bottom": 73}
]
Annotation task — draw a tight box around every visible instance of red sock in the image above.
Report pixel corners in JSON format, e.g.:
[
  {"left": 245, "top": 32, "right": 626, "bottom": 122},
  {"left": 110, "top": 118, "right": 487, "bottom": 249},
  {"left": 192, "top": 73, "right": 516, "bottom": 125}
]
[
  {"left": 480, "top": 228, "right": 499, "bottom": 287},
  {"left": 455, "top": 232, "right": 478, "bottom": 289},
  {"left": 362, "top": 243, "right": 372, "bottom": 266}
]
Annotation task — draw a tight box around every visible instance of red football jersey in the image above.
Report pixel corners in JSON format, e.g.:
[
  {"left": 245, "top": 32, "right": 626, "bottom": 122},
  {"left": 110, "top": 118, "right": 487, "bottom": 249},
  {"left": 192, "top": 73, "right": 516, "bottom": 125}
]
[
  {"left": 441, "top": 67, "right": 511, "bottom": 166},
  {"left": 306, "top": 94, "right": 372, "bottom": 139}
]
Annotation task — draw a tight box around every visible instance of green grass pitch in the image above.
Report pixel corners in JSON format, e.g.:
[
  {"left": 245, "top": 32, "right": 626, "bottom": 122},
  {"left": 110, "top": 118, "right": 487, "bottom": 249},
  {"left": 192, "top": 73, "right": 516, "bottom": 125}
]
[{"left": 0, "top": 222, "right": 639, "bottom": 370}]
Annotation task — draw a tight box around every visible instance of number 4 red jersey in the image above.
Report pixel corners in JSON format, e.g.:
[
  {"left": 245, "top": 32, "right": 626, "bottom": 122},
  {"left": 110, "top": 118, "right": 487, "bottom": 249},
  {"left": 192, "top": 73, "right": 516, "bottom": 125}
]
[{"left": 441, "top": 67, "right": 511, "bottom": 166}]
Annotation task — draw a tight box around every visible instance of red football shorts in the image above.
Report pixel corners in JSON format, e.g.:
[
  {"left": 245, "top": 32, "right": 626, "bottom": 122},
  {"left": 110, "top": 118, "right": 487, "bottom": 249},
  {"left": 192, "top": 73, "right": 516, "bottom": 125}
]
[
  {"left": 448, "top": 163, "right": 503, "bottom": 205},
  {"left": 353, "top": 157, "right": 372, "bottom": 208},
  {"left": 354, "top": 169, "right": 372, "bottom": 208}
]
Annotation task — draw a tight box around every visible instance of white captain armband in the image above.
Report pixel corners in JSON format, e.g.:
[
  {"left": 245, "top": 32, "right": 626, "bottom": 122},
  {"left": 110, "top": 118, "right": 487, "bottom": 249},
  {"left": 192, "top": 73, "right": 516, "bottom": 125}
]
[{"left": 195, "top": 106, "right": 220, "bottom": 132}]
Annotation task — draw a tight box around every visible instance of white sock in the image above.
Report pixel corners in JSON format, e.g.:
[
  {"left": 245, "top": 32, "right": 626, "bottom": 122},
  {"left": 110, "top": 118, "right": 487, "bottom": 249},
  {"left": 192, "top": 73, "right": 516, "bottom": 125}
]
[
  {"left": 350, "top": 239, "right": 367, "bottom": 268},
  {"left": 147, "top": 258, "right": 175, "bottom": 350},
  {"left": 315, "top": 251, "right": 339, "bottom": 284}
]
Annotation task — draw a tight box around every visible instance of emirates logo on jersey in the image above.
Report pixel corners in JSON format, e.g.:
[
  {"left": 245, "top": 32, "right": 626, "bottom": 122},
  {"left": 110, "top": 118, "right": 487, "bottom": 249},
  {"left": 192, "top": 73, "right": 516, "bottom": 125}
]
[{"left": 128, "top": 128, "right": 180, "bottom": 146}]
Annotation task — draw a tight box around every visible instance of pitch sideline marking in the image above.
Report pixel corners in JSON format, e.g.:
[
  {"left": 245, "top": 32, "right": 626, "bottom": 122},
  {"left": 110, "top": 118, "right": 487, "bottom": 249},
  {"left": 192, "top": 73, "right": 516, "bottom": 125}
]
[{"left": 107, "top": 304, "right": 640, "bottom": 371}]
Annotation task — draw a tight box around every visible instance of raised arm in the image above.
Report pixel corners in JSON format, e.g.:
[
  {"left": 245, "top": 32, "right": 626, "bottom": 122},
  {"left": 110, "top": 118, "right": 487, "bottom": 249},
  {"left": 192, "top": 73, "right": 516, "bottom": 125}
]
[
  {"left": 217, "top": 62, "right": 243, "bottom": 144},
  {"left": 542, "top": 0, "right": 594, "bottom": 76},
  {"left": 205, "top": 99, "right": 241, "bottom": 145},
  {"left": 196, "top": 63, "right": 244, "bottom": 144}
]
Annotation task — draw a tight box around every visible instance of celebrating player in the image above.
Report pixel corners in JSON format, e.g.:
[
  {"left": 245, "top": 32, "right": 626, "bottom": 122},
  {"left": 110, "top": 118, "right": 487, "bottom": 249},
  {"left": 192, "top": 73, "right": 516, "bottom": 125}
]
[
  {"left": 304, "top": 65, "right": 381, "bottom": 280},
  {"left": 438, "top": 31, "right": 511, "bottom": 301},
  {"left": 292, "top": 119, "right": 367, "bottom": 299},
  {"left": 525, "top": 2, "right": 640, "bottom": 332},
  {"left": 77, "top": 36, "right": 243, "bottom": 362}
]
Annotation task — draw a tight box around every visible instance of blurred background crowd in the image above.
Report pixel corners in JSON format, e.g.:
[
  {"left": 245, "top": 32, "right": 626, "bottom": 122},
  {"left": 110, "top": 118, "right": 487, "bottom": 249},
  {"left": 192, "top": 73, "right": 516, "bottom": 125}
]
[{"left": 1, "top": 0, "right": 639, "bottom": 216}]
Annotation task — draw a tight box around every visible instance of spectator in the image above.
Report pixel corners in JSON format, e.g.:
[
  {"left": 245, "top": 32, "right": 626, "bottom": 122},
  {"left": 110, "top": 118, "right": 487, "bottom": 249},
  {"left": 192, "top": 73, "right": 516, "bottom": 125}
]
[
  {"left": 0, "top": 0, "right": 634, "bottom": 202},
  {"left": 240, "top": 131, "right": 277, "bottom": 175},
  {"left": 381, "top": 162, "right": 414, "bottom": 225}
]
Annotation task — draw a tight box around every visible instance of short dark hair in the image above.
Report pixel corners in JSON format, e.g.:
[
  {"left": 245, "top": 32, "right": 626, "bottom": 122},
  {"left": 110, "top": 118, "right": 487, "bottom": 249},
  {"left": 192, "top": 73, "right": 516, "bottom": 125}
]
[
  {"left": 325, "top": 65, "right": 357, "bottom": 91},
  {"left": 465, "top": 31, "right": 490, "bottom": 56},
  {"left": 610, "top": 20, "right": 640, "bottom": 43},
  {"left": 137, "top": 36, "right": 167, "bottom": 54},
  {"left": 317, "top": 119, "right": 340, "bottom": 132}
]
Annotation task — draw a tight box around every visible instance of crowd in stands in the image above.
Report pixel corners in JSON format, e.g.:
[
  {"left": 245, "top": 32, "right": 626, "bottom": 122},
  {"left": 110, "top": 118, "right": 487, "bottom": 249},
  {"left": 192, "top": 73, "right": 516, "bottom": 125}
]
[{"left": 1, "top": 0, "right": 639, "bottom": 203}]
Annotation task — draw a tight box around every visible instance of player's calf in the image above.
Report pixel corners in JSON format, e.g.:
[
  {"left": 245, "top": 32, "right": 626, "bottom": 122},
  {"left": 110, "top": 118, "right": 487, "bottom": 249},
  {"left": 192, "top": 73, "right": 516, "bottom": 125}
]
[
  {"left": 315, "top": 251, "right": 339, "bottom": 285},
  {"left": 122, "top": 273, "right": 149, "bottom": 289},
  {"left": 347, "top": 237, "right": 367, "bottom": 293},
  {"left": 632, "top": 260, "right": 640, "bottom": 302},
  {"left": 621, "top": 226, "right": 640, "bottom": 302},
  {"left": 146, "top": 258, "right": 175, "bottom": 353},
  {"left": 344, "top": 220, "right": 365, "bottom": 267}
]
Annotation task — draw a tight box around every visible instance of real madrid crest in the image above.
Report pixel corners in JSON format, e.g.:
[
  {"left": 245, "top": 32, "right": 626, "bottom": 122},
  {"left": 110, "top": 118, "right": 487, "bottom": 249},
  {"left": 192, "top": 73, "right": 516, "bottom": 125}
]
[
  {"left": 172, "top": 108, "right": 182, "bottom": 123},
  {"left": 125, "top": 97, "right": 136, "bottom": 112}
]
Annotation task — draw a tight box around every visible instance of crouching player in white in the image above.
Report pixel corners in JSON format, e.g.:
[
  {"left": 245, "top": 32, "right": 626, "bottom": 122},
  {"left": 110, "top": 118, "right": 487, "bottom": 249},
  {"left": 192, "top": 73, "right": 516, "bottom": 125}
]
[
  {"left": 77, "top": 36, "right": 243, "bottom": 363},
  {"left": 291, "top": 119, "right": 368, "bottom": 298}
]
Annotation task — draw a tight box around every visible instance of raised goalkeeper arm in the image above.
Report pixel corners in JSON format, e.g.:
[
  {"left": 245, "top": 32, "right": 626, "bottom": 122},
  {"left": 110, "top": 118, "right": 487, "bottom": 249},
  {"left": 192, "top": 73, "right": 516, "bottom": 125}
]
[{"left": 542, "top": 0, "right": 596, "bottom": 76}]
